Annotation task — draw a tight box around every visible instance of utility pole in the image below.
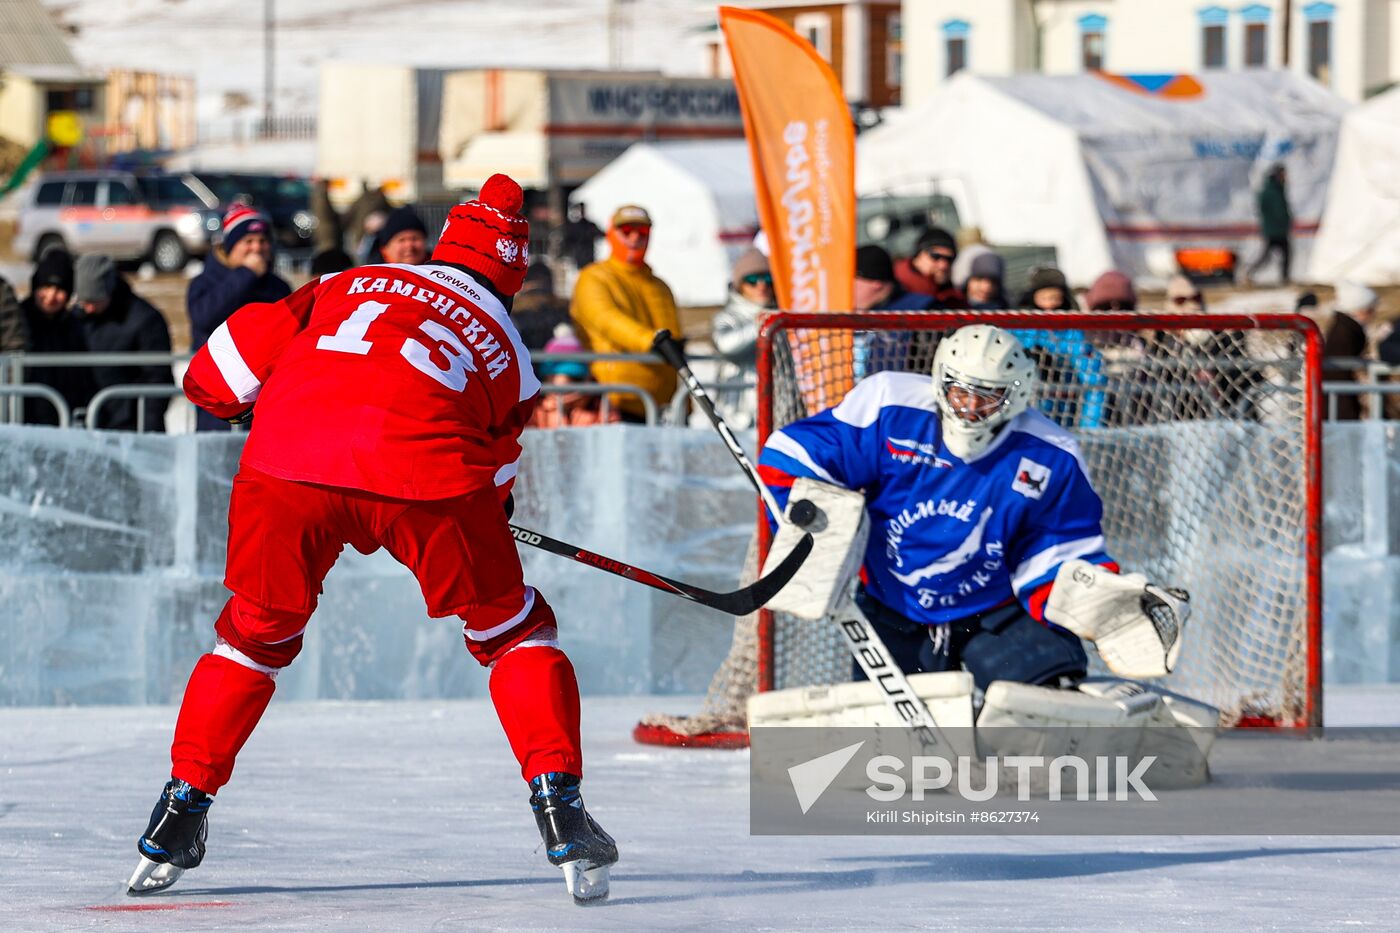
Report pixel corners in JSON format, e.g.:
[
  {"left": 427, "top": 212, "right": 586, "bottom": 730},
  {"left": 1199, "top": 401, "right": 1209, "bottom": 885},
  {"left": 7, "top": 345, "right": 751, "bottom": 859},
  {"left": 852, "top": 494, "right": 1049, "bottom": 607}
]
[
  {"left": 264, "top": 0, "right": 275, "bottom": 130},
  {"left": 1281, "top": 0, "right": 1292, "bottom": 67},
  {"left": 607, "top": 0, "right": 633, "bottom": 69}
]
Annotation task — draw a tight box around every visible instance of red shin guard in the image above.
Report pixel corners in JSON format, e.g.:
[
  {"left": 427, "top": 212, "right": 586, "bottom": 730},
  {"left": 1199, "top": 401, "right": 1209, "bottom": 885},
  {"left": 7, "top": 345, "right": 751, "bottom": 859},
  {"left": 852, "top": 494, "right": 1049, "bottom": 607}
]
[
  {"left": 171, "top": 653, "right": 277, "bottom": 794},
  {"left": 489, "top": 646, "right": 583, "bottom": 782}
]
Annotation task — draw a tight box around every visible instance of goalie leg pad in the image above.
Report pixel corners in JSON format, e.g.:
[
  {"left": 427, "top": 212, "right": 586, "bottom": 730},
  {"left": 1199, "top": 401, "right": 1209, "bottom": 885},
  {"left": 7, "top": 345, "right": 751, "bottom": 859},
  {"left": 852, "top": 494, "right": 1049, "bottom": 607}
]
[
  {"left": 761, "top": 478, "right": 869, "bottom": 620},
  {"left": 1044, "top": 559, "right": 1190, "bottom": 679},
  {"left": 978, "top": 679, "right": 1214, "bottom": 791},
  {"left": 748, "top": 671, "right": 978, "bottom": 789}
]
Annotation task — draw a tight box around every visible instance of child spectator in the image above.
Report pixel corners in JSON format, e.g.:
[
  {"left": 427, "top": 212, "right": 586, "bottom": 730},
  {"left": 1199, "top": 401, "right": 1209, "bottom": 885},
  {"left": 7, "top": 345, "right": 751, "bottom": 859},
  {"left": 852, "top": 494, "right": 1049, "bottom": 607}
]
[{"left": 530, "top": 325, "right": 621, "bottom": 428}]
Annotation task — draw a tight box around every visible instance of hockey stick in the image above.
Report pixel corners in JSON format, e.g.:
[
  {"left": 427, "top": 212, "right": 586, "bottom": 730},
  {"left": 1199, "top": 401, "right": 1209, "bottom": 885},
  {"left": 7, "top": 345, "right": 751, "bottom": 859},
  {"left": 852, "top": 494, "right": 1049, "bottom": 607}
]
[
  {"left": 652, "top": 330, "right": 785, "bottom": 522},
  {"left": 653, "top": 330, "right": 952, "bottom": 753},
  {"left": 509, "top": 523, "right": 812, "bottom": 617}
]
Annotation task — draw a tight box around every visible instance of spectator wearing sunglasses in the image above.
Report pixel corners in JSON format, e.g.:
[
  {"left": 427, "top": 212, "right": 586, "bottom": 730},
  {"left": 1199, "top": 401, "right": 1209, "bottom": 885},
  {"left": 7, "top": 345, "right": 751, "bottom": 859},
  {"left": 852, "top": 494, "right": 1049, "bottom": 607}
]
[
  {"left": 710, "top": 246, "right": 776, "bottom": 428},
  {"left": 894, "top": 227, "right": 967, "bottom": 308},
  {"left": 1165, "top": 275, "right": 1205, "bottom": 313},
  {"left": 570, "top": 204, "right": 681, "bottom": 422}
]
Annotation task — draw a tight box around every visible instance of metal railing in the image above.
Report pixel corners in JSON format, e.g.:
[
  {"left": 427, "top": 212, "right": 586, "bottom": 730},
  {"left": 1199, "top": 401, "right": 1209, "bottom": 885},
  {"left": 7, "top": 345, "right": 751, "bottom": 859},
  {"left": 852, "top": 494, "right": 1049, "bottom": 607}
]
[
  {"left": 12, "top": 348, "right": 1400, "bottom": 431},
  {"left": 0, "top": 385, "right": 70, "bottom": 427},
  {"left": 534, "top": 382, "right": 657, "bottom": 426},
  {"left": 85, "top": 386, "right": 188, "bottom": 433}
]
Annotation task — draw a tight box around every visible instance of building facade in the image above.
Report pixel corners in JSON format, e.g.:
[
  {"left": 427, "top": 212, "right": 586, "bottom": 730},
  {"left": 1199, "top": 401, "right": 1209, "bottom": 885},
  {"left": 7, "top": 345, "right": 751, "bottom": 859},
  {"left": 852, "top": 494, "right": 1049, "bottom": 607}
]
[
  {"left": 705, "top": 1, "right": 906, "bottom": 109},
  {"left": 903, "top": 0, "right": 1397, "bottom": 106}
]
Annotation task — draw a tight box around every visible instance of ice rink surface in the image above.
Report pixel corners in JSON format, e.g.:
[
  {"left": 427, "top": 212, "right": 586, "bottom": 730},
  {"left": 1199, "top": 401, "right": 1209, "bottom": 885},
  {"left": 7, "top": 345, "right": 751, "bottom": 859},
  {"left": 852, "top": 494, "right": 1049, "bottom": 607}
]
[{"left": 3, "top": 689, "right": 1400, "bottom": 932}]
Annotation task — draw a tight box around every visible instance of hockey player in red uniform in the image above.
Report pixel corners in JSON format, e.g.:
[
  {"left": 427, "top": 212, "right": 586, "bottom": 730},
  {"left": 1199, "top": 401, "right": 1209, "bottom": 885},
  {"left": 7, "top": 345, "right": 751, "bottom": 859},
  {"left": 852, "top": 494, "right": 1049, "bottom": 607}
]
[{"left": 126, "top": 174, "right": 617, "bottom": 904}]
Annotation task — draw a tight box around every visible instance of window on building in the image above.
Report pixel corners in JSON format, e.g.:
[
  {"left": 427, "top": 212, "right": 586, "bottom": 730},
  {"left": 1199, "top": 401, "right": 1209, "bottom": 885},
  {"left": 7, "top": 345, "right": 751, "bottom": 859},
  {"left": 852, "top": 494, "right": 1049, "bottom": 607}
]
[
  {"left": 1077, "top": 14, "right": 1107, "bottom": 71},
  {"left": 1239, "top": 4, "right": 1271, "bottom": 67},
  {"left": 44, "top": 87, "right": 95, "bottom": 113},
  {"left": 946, "top": 37, "right": 967, "bottom": 77},
  {"left": 886, "top": 12, "right": 902, "bottom": 88},
  {"left": 1244, "top": 23, "right": 1268, "bottom": 67},
  {"left": 1202, "top": 24, "right": 1225, "bottom": 68},
  {"left": 793, "top": 12, "right": 832, "bottom": 62},
  {"left": 1081, "top": 31, "right": 1105, "bottom": 71},
  {"left": 942, "top": 19, "right": 969, "bottom": 78},
  {"left": 1197, "top": 7, "right": 1227, "bottom": 69},
  {"left": 1308, "top": 20, "right": 1331, "bottom": 83}
]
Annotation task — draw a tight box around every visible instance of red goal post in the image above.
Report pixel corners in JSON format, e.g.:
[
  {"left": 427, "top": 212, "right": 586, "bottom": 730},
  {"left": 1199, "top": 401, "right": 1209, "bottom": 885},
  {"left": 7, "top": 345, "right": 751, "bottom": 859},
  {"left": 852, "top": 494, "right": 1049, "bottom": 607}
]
[{"left": 754, "top": 310, "right": 1323, "bottom": 729}]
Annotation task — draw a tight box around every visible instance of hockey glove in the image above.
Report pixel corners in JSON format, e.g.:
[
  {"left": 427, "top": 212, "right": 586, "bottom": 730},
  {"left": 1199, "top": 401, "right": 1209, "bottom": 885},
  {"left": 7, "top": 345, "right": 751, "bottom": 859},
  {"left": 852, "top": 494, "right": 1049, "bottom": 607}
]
[{"left": 1044, "top": 559, "right": 1190, "bottom": 679}]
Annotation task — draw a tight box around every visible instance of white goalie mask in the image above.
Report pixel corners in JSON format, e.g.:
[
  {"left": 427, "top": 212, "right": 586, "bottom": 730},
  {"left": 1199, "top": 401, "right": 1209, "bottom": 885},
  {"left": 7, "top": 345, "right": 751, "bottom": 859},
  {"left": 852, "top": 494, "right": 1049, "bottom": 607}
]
[{"left": 931, "top": 324, "right": 1035, "bottom": 460}]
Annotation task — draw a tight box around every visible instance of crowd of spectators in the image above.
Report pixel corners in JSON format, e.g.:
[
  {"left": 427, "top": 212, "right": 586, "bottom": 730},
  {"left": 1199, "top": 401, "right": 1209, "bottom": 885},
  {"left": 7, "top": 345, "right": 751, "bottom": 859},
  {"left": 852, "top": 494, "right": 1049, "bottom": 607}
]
[
  {"left": 2, "top": 183, "right": 1391, "bottom": 434},
  {"left": 0, "top": 246, "right": 173, "bottom": 430}
]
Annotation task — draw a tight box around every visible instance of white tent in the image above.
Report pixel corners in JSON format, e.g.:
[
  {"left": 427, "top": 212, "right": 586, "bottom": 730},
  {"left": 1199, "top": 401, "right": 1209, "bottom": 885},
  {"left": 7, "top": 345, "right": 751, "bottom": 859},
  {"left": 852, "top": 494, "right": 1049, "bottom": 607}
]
[
  {"left": 858, "top": 71, "right": 1348, "bottom": 286},
  {"left": 570, "top": 140, "right": 758, "bottom": 307},
  {"left": 1310, "top": 85, "right": 1400, "bottom": 285}
]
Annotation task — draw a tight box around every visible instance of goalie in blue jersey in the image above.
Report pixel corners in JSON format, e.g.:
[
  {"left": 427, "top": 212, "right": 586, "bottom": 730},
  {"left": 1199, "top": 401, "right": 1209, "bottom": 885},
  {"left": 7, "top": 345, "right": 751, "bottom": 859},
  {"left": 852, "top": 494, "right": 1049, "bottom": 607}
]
[{"left": 757, "top": 324, "right": 1189, "bottom": 691}]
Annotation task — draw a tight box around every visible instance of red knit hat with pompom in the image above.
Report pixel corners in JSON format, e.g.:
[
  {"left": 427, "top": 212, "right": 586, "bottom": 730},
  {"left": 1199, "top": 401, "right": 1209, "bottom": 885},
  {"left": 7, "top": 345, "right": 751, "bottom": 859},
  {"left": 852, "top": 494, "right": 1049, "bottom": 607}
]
[{"left": 431, "top": 173, "right": 530, "bottom": 296}]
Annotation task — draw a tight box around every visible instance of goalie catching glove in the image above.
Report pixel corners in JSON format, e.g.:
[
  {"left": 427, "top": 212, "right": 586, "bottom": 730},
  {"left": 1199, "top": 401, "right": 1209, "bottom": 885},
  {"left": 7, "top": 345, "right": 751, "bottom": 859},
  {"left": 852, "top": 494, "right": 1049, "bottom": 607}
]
[{"left": 1043, "top": 559, "right": 1190, "bottom": 679}]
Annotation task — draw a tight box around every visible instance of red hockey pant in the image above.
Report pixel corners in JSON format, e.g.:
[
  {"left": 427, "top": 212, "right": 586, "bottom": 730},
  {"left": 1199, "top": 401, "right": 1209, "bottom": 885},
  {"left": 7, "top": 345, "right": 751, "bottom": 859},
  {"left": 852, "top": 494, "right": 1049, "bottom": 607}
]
[{"left": 170, "top": 468, "right": 582, "bottom": 793}]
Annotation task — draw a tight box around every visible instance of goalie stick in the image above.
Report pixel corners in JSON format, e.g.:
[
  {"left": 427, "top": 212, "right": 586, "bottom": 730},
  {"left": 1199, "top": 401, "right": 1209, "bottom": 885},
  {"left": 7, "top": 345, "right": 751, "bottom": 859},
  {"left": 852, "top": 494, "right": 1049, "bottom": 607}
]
[
  {"left": 652, "top": 330, "right": 953, "bottom": 754},
  {"left": 509, "top": 523, "right": 812, "bottom": 617}
]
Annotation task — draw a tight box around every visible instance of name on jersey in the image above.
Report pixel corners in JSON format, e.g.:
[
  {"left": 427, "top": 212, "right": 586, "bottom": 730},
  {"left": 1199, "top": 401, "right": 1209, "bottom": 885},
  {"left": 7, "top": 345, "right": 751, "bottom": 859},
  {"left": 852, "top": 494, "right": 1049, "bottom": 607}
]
[
  {"left": 885, "top": 496, "right": 979, "bottom": 568},
  {"left": 346, "top": 275, "right": 513, "bottom": 379},
  {"left": 885, "top": 437, "right": 953, "bottom": 469}
]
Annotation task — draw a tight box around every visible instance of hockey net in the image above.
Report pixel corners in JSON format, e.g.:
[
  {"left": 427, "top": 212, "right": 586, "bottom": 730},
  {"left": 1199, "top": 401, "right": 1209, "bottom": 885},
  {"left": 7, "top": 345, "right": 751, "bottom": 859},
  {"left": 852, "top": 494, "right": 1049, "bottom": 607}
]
[{"left": 635, "top": 310, "right": 1322, "bottom": 746}]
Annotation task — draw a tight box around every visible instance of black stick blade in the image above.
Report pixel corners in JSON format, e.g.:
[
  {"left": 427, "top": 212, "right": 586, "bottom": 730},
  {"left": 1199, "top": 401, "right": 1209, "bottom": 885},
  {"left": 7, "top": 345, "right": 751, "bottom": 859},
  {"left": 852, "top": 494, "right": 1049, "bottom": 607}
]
[{"left": 509, "top": 524, "right": 813, "bottom": 617}]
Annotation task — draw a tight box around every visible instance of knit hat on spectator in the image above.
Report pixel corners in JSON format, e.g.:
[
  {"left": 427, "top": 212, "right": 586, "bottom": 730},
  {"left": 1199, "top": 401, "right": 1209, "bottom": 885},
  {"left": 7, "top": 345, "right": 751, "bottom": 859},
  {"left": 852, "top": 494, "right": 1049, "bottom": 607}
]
[
  {"left": 374, "top": 205, "right": 428, "bottom": 250},
  {"left": 1334, "top": 280, "right": 1378, "bottom": 314},
  {"left": 1028, "top": 266, "right": 1069, "bottom": 293},
  {"left": 963, "top": 249, "right": 1005, "bottom": 287},
  {"left": 432, "top": 173, "right": 530, "bottom": 296},
  {"left": 914, "top": 226, "right": 957, "bottom": 256},
  {"left": 221, "top": 204, "right": 271, "bottom": 252},
  {"left": 74, "top": 253, "right": 118, "bottom": 304},
  {"left": 731, "top": 247, "right": 770, "bottom": 291},
  {"left": 31, "top": 244, "right": 74, "bottom": 295},
  {"left": 539, "top": 323, "right": 590, "bottom": 380},
  {"left": 856, "top": 244, "right": 895, "bottom": 282},
  {"left": 1086, "top": 270, "right": 1136, "bottom": 310}
]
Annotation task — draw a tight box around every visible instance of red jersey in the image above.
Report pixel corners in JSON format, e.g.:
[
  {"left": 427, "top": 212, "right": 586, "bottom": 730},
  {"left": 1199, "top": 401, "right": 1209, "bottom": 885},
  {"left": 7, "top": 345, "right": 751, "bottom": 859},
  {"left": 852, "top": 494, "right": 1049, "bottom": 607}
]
[{"left": 184, "top": 263, "right": 540, "bottom": 500}]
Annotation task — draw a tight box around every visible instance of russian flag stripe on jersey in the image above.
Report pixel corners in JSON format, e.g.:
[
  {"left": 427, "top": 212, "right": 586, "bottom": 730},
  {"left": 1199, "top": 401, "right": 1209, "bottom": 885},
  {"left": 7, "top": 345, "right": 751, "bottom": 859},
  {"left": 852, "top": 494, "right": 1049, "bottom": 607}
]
[
  {"left": 206, "top": 323, "right": 261, "bottom": 403},
  {"left": 757, "top": 371, "right": 1115, "bottom": 625}
]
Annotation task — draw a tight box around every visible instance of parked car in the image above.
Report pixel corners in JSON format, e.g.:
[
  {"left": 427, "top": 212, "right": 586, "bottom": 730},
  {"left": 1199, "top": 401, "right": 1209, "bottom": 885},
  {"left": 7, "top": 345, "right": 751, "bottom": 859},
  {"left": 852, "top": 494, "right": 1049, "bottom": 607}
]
[
  {"left": 12, "top": 170, "right": 220, "bottom": 272},
  {"left": 185, "top": 171, "right": 316, "bottom": 251}
]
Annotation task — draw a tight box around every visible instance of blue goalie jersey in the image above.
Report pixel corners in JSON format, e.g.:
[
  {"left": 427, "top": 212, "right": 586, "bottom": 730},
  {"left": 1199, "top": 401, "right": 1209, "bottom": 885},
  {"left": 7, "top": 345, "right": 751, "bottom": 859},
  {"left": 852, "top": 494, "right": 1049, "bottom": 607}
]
[{"left": 757, "top": 372, "right": 1115, "bottom": 625}]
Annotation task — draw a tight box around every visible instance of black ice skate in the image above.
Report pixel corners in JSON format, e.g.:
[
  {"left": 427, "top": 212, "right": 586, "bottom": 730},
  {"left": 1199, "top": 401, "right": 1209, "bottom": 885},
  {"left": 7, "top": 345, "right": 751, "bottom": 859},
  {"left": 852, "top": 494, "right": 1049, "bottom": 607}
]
[
  {"left": 126, "top": 779, "right": 212, "bottom": 896},
  {"left": 529, "top": 772, "right": 618, "bottom": 904}
]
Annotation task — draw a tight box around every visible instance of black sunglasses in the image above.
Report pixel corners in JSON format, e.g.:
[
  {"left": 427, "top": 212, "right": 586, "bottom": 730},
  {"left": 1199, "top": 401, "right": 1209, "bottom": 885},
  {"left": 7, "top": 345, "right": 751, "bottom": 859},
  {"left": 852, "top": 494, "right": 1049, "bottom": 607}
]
[{"left": 741, "top": 273, "right": 774, "bottom": 286}]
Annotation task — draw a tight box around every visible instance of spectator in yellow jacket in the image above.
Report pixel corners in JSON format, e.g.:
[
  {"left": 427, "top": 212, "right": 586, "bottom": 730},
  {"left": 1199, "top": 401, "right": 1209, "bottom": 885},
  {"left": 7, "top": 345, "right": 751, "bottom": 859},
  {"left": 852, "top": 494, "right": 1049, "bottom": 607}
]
[{"left": 569, "top": 205, "right": 680, "bottom": 422}]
